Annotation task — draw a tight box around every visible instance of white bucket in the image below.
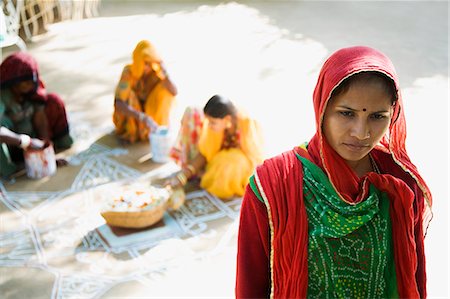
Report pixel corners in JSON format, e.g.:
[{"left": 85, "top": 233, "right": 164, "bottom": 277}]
[
  {"left": 24, "top": 142, "right": 57, "bottom": 179},
  {"left": 149, "top": 127, "right": 172, "bottom": 163}
]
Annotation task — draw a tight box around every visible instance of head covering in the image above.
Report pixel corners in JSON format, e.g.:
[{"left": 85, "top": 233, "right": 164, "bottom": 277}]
[
  {"left": 1, "top": 51, "right": 39, "bottom": 88},
  {"left": 309, "top": 45, "right": 431, "bottom": 217},
  {"left": 305, "top": 46, "right": 432, "bottom": 298},
  {"left": 130, "top": 40, "right": 162, "bottom": 79},
  {"left": 0, "top": 51, "right": 47, "bottom": 102}
]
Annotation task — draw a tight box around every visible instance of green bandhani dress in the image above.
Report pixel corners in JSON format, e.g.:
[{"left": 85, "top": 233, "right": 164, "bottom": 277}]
[{"left": 249, "top": 154, "right": 399, "bottom": 298}]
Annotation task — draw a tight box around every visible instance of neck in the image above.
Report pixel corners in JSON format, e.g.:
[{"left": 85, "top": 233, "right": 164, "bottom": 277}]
[{"left": 346, "top": 155, "right": 373, "bottom": 178}]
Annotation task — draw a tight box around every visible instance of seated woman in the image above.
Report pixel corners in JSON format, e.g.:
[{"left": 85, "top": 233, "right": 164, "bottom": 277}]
[
  {"left": 168, "top": 94, "right": 264, "bottom": 199},
  {"left": 0, "top": 52, "right": 73, "bottom": 178},
  {"left": 113, "top": 40, "right": 178, "bottom": 143}
]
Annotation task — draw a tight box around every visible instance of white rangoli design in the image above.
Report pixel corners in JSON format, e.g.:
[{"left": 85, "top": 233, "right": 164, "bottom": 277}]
[{"left": 0, "top": 143, "right": 241, "bottom": 298}]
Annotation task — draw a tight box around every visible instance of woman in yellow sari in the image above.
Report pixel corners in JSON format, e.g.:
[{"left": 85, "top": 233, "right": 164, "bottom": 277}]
[
  {"left": 113, "top": 40, "right": 177, "bottom": 143},
  {"left": 169, "top": 95, "right": 264, "bottom": 199}
]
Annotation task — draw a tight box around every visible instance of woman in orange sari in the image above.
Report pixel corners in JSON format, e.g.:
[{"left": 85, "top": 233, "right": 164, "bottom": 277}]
[
  {"left": 168, "top": 95, "right": 264, "bottom": 199},
  {"left": 113, "top": 40, "right": 177, "bottom": 143}
]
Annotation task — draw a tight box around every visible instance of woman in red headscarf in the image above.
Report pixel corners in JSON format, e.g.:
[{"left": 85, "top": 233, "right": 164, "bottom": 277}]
[
  {"left": 0, "top": 52, "right": 73, "bottom": 178},
  {"left": 235, "top": 46, "right": 432, "bottom": 298}
]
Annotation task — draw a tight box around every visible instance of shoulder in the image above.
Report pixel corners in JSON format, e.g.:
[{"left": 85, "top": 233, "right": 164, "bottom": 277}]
[
  {"left": 372, "top": 148, "right": 421, "bottom": 193},
  {"left": 254, "top": 148, "right": 303, "bottom": 188},
  {"left": 237, "top": 110, "right": 259, "bottom": 126},
  {"left": 251, "top": 147, "right": 307, "bottom": 215},
  {"left": 122, "top": 65, "right": 132, "bottom": 73},
  {"left": 119, "top": 65, "right": 133, "bottom": 80},
  {"left": 0, "top": 89, "right": 13, "bottom": 103},
  {"left": 259, "top": 148, "right": 301, "bottom": 171},
  {"left": 0, "top": 96, "right": 5, "bottom": 117}
]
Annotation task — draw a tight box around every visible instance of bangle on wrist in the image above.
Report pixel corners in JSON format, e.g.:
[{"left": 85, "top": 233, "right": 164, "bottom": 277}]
[
  {"left": 19, "top": 134, "right": 31, "bottom": 149},
  {"left": 185, "top": 164, "right": 196, "bottom": 176},
  {"left": 176, "top": 172, "right": 187, "bottom": 186}
]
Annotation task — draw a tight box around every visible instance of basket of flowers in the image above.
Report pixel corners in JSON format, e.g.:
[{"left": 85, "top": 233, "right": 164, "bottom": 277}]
[{"left": 101, "top": 184, "right": 171, "bottom": 228}]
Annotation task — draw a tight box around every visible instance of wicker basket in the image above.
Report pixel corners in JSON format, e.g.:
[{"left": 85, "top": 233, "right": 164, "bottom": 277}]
[{"left": 101, "top": 201, "right": 168, "bottom": 228}]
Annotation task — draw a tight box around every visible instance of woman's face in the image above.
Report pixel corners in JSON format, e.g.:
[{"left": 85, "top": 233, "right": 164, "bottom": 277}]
[
  {"left": 12, "top": 80, "right": 36, "bottom": 95},
  {"left": 143, "top": 61, "right": 153, "bottom": 75},
  {"left": 322, "top": 80, "right": 394, "bottom": 167},
  {"left": 205, "top": 115, "right": 231, "bottom": 132}
]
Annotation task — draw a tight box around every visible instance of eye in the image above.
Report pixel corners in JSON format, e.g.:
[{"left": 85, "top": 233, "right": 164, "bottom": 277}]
[
  {"left": 339, "top": 110, "right": 354, "bottom": 117},
  {"left": 370, "top": 113, "right": 388, "bottom": 120}
]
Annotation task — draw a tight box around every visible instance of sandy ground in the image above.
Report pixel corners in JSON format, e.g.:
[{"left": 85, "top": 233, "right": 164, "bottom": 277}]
[{"left": 1, "top": 1, "right": 449, "bottom": 298}]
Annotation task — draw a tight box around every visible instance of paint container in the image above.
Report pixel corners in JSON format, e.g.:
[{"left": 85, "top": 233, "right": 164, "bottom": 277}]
[
  {"left": 149, "top": 127, "right": 172, "bottom": 163},
  {"left": 24, "top": 142, "right": 57, "bottom": 179}
]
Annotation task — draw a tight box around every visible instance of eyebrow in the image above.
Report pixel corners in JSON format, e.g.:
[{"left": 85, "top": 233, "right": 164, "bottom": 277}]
[{"left": 336, "top": 106, "right": 390, "bottom": 113}]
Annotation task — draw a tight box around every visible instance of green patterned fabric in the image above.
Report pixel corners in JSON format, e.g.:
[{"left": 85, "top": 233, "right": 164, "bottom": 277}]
[
  {"left": 249, "top": 175, "right": 263, "bottom": 203},
  {"left": 249, "top": 153, "right": 399, "bottom": 298},
  {"left": 297, "top": 154, "right": 398, "bottom": 299}
]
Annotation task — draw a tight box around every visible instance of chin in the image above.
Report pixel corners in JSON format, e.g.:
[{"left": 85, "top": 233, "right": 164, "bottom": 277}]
[{"left": 338, "top": 149, "right": 369, "bottom": 163}]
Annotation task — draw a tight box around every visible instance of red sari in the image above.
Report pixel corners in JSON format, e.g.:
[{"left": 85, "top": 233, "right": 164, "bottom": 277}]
[{"left": 236, "top": 46, "right": 432, "bottom": 298}]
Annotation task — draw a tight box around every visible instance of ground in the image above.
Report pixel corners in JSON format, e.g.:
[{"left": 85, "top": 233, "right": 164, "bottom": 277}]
[{"left": 0, "top": 1, "right": 448, "bottom": 298}]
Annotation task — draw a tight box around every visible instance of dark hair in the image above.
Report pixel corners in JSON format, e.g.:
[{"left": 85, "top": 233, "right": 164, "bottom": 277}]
[
  {"left": 203, "top": 94, "right": 237, "bottom": 118},
  {"left": 330, "top": 71, "right": 398, "bottom": 104}
]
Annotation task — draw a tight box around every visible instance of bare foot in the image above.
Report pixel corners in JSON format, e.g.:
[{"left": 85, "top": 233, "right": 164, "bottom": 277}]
[{"left": 56, "top": 158, "right": 69, "bottom": 167}]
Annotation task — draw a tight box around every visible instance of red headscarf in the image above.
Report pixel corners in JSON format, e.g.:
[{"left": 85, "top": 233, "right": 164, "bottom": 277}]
[
  {"left": 306, "top": 46, "right": 432, "bottom": 298},
  {"left": 0, "top": 51, "right": 47, "bottom": 102}
]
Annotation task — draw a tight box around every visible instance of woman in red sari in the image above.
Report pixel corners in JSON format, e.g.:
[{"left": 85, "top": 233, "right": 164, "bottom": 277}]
[
  {"left": 236, "top": 46, "right": 432, "bottom": 298},
  {"left": 0, "top": 52, "right": 73, "bottom": 178}
]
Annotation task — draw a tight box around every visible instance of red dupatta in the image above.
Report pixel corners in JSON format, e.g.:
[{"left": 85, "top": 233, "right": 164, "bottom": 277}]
[{"left": 256, "top": 46, "right": 432, "bottom": 298}]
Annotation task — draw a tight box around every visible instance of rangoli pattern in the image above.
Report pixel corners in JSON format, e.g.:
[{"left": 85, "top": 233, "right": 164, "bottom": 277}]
[{"left": 0, "top": 143, "right": 241, "bottom": 298}]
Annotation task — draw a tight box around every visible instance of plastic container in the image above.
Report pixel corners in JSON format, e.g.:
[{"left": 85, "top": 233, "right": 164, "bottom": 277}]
[
  {"left": 149, "top": 127, "right": 172, "bottom": 163},
  {"left": 24, "top": 142, "right": 57, "bottom": 179}
]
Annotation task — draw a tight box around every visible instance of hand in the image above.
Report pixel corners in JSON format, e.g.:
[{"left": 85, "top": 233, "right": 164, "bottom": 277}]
[
  {"left": 144, "top": 115, "right": 158, "bottom": 131},
  {"left": 158, "top": 62, "right": 169, "bottom": 79},
  {"left": 160, "top": 171, "right": 186, "bottom": 189},
  {"left": 29, "top": 138, "right": 45, "bottom": 150}
]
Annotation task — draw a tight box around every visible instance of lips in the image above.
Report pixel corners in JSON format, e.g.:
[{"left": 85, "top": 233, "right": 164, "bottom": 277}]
[{"left": 342, "top": 142, "right": 370, "bottom": 152}]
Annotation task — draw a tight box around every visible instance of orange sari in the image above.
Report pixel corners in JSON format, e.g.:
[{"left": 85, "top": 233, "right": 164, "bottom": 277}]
[
  {"left": 171, "top": 107, "right": 264, "bottom": 199},
  {"left": 113, "top": 40, "right": 175, "bottom": 143}
]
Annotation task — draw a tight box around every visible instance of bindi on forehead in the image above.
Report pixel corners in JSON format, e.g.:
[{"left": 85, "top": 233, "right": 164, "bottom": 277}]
[{"left": 362, "top": 108, "right": 367, "bottom": 112}]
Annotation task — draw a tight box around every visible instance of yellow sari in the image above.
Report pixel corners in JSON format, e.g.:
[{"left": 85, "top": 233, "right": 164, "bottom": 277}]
[
  {"left": 198, "top": 111, "right": 264, "bottom": 198},
  {"left": 113, "top": 40, "right": 175, "bottom": 143}
]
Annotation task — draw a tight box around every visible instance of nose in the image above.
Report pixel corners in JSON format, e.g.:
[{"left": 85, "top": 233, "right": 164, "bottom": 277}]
[{"left": 350, "top": 119, "right": 370, "bottom": 140}]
